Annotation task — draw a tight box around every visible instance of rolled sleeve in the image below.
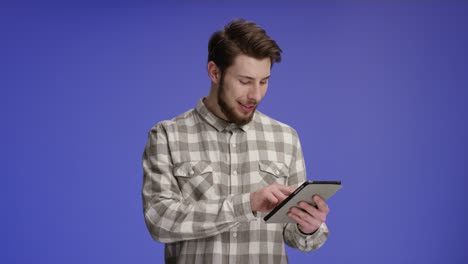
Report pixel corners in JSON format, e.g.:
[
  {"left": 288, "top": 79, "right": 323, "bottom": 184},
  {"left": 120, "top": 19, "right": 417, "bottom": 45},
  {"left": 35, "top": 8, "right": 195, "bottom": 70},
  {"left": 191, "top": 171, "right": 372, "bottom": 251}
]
[{"left": 284, "top": 222, "right": 329, "bottom": 252}]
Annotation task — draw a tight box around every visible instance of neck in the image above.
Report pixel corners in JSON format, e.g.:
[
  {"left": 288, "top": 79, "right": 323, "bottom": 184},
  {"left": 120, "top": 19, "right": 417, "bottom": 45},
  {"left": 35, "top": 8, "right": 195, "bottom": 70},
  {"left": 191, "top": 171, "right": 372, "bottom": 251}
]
[{"left": 204, "top": 86, "right": 229, "bottom": 122}]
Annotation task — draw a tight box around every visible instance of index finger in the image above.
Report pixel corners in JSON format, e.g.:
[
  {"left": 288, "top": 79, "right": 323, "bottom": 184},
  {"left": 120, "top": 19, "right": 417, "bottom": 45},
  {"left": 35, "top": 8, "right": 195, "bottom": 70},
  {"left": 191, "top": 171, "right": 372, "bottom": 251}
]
[{"left": 274, "top": 184, "right": 294, "bottom": 195}]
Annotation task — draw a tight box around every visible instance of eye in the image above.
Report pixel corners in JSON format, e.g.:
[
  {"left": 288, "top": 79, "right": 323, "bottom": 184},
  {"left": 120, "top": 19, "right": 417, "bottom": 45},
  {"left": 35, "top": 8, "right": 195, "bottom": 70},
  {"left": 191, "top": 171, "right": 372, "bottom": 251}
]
[
  {"left": 239, "top": 80, "right": 250, "bottom": 85},
  {"left": 260, "top": 80, "right": 268, "bottom": 85}
]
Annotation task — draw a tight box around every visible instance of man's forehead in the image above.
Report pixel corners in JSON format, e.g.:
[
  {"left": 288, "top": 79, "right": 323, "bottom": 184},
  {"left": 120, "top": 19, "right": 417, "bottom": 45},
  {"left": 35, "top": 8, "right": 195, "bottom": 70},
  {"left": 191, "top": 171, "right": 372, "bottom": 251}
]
[{"left": 229, "top": 55, "right": 271, "bottom": 78}]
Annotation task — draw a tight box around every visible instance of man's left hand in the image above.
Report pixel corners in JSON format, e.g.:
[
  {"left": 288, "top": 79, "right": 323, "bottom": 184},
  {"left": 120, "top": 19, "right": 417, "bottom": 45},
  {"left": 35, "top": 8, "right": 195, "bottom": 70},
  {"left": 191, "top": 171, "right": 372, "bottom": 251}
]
[{"left": 287, "top": 195, "right": 329, "bottom": 234}]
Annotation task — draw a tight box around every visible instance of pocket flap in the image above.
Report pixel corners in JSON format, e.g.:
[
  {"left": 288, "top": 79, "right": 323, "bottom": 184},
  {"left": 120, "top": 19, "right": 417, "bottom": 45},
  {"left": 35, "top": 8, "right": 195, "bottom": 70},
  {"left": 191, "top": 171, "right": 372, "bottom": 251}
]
[
  {"left": 259, "top": 160, "right": 289, "bottom": 177},
  {"left": 173, "top": 160, "right": 213, "bottom": 177}
]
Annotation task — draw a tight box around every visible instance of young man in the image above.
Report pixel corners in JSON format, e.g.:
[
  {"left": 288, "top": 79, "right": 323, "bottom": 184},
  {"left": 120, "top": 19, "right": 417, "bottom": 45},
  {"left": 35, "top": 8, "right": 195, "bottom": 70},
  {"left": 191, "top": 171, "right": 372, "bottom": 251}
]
[{"left": 142, "top": 19, "right": 330, "bottom": 264}]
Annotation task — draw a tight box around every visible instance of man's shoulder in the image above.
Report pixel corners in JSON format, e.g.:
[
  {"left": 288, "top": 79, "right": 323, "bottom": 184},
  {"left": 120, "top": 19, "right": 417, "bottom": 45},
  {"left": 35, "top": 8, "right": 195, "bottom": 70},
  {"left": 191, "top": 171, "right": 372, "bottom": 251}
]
[{"left": 149, "top": 107, "right": 197, "bottom": 132}]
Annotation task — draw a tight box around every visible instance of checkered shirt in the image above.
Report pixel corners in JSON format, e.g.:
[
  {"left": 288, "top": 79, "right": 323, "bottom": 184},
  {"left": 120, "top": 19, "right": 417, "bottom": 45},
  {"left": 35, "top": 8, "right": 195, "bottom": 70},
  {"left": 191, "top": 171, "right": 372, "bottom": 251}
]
[{"left": 142, "top": 99, "right": 329, "bottom": 264}]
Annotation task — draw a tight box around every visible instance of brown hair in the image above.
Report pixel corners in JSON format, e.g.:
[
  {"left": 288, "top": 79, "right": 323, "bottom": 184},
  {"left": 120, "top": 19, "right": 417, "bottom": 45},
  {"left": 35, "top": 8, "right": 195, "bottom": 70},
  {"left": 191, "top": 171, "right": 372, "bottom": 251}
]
[{"left": 208, "top": 18, "right": 282, "bottom": 73}]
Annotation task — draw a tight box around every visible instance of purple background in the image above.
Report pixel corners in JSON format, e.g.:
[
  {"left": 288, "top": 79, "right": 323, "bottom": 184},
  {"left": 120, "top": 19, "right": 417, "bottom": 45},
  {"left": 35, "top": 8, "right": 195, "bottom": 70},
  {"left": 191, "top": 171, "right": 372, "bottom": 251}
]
[{"left": 2, "top": 1, "right": 467, "bottom": 263}]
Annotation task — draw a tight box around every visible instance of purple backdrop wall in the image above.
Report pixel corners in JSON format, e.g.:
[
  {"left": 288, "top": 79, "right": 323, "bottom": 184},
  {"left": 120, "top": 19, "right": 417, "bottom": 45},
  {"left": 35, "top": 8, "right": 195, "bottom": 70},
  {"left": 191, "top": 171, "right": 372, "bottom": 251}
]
[{"left": 2, "top": 1, "right": 467, "bottom": 263}]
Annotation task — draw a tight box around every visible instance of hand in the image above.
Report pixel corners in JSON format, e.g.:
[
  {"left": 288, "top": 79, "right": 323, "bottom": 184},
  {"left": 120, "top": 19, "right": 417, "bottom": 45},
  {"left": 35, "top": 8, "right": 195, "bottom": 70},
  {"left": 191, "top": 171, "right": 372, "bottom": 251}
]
[
  {"left": 288, "top": 195, "right": 329, "bottom": 234},
  {"left": 250, "top": 183, "right": 294, "bottom": 213}
]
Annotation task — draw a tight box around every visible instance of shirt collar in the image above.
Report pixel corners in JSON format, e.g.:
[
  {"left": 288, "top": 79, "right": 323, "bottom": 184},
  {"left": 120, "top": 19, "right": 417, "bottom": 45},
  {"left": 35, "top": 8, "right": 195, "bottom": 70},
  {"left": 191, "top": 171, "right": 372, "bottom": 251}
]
[{"left": 195, "top": 98, "right": 254, "bottom": 132}]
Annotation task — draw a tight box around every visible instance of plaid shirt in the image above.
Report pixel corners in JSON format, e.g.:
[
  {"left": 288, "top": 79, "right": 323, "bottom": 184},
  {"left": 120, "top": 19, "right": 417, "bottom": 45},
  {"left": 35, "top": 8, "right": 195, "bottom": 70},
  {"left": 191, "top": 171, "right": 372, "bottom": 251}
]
[{"left": 142, "top": 99, "right": 329, "bottom": 264}]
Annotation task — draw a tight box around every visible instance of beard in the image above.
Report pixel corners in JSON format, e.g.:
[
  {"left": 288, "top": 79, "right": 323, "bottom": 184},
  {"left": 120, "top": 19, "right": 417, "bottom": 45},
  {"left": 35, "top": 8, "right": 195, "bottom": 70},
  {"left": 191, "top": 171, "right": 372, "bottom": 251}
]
[{"left": 217, "top": 77, "right": 257, "bottom": 126}]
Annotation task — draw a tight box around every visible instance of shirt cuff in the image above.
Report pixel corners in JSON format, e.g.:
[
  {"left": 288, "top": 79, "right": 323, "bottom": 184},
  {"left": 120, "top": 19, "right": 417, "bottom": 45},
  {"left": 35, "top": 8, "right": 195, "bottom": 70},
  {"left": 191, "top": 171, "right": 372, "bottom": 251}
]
[{"left": 231, "top": 193, "right": 256, "bottom": 222}]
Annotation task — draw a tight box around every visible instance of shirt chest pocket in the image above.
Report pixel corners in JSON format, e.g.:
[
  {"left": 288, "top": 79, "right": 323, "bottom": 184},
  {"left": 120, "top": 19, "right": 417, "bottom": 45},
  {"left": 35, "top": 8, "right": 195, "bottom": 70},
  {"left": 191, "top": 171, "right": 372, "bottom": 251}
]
[
  {"left": 173, "top": 160, "right": 217, "bottom": 201},
  {"left": 258, "top": 160, "right": 289, "bottom": 186}
]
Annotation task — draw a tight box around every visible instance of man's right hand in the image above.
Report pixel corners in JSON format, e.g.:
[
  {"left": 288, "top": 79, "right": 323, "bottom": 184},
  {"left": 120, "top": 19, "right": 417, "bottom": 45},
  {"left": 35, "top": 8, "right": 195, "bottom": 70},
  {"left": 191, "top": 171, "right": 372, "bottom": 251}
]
[{"left": 250, "top": 183, "right": 295, "bottom": 213}]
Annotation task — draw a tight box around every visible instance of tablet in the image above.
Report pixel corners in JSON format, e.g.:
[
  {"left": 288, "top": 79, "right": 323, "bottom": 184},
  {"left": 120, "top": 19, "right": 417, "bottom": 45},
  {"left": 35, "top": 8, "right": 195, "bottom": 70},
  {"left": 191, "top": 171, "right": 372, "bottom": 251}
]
[{"left": 263, "top": 181, "right": 342, "bottom": 223}]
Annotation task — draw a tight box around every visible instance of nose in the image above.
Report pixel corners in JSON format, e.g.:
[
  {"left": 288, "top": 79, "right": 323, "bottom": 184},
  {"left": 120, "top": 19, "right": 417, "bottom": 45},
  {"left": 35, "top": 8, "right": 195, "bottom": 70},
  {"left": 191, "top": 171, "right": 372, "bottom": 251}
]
[{"left": 247, "top": 82, "right": 262, "bottom": 103}]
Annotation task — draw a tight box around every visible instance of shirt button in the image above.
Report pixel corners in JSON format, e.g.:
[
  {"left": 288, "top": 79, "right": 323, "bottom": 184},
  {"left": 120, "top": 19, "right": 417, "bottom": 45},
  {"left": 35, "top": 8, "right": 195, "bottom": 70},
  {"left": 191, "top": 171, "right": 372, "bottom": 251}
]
[
  {"left": 232, "top": 232, "right": 237, "bottom": 237},
  {"left": 232, "top": 170, "right": 237, "bottom": 176},
  {"left": 275, "top": 170, "right": 280, "bottom": 175},
  {"left": 232, "top": 143, "right": 236, "bottom": 148},
  {"left": 189, "top": 170, "right": 194, "bottom": 175}
]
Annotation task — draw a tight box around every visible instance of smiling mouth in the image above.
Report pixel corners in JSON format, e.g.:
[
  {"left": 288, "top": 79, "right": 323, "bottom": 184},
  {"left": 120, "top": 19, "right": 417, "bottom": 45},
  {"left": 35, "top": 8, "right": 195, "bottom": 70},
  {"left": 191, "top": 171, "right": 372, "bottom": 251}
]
[{"left": 239, "top": 103, "right": 256, "bottom": 113}]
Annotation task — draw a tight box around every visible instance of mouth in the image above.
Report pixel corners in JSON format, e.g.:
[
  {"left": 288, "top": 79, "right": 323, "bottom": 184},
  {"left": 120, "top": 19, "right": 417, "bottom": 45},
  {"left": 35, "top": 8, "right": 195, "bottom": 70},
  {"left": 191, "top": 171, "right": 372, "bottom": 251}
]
[{"left": 239, "top": 102, "right": 256, "bottom": 113}]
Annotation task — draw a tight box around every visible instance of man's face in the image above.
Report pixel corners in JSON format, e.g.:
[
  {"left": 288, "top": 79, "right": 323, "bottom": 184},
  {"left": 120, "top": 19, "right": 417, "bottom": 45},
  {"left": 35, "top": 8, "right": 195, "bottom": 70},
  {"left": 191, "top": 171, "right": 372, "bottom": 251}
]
[{"left": 217, "top": 54, "right": 271, "bottom": 126}]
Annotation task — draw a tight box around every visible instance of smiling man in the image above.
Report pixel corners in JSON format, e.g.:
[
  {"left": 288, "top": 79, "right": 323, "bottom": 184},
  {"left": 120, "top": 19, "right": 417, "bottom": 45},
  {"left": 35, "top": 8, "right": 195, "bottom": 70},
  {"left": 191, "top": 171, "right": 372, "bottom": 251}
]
[
  {"left": 204, "top": 53, "right": 270, "bottom": 126},
  {"left": 142, "top": 19, "right": 330, "bottom": 264}
]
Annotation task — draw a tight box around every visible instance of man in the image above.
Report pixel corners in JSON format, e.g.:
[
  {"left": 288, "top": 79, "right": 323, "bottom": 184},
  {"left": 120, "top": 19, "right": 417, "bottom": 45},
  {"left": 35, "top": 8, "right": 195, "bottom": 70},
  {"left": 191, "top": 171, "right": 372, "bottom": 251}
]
[{"left": 142, "top": 19, "right": 330, "bottom": 264}]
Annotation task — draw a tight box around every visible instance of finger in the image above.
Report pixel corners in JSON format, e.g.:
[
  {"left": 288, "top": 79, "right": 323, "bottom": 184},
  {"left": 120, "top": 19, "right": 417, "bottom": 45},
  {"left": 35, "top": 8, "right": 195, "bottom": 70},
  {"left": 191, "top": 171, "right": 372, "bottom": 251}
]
[
  {"left": 289, "top": 207, "right": 314, "bottom": 224},
  {"left": 265, "top": 192, "right": 278, "bottom": 204},
  {"left": 288, "top": 212, "right": 309, "bottom": 228},
  {"left": 289, "top": 207, "right": 309, "bottom": 220},
  {"left": 291, "top": 205, "right": 326, "bottom": 225},
  {"left": 297, "top": 202, "right": 327, "bottom": 223},
  {"left": 275, "top": 184, "right": 294, "bottom": 195},
  {"left": 271, "top": 188, "right": 289, "bottom": 202},
  {"left": 313, "top": 195, "right": 329, "bottom": 212},
  {"left": 297, "top": 201, "right": 318, "bottom": 216},
  {"left": 288, "top": 209, "right": 321, "bottom": 229}
]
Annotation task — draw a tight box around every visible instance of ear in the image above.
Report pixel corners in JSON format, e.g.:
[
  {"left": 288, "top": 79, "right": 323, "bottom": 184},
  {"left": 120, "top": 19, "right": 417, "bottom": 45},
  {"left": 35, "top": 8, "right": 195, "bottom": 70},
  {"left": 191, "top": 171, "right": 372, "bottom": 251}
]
[{"left": 207, "top": 61, "right": 221, "bottom": 85}]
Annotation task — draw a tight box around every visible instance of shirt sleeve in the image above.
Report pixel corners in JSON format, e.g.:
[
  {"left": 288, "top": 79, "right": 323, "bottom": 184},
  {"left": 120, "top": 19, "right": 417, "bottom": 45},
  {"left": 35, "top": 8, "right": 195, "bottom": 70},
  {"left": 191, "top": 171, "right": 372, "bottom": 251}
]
[
  {"left": 284, "top": 223, "right": 329, "bottom": 252},
  {"left": 282, "top": 128, "right": 329, "bottom": 251},
  {"left": 142, "top": 124, "right": 256, "bottom": 244}
]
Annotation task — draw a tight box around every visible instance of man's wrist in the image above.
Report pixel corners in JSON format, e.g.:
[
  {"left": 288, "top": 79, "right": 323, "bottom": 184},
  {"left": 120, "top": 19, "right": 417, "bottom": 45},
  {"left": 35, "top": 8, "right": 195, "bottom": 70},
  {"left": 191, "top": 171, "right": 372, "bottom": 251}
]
[{"left": 297, "top": 224, "right": 319, "bottom": 236}]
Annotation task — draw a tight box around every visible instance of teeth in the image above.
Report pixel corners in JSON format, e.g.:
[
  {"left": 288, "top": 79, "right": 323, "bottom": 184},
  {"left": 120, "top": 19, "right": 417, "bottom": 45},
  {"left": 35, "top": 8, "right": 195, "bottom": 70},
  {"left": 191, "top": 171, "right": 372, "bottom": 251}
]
[{"left": 239, "top": 102, "right": 255, "bottom": 109}]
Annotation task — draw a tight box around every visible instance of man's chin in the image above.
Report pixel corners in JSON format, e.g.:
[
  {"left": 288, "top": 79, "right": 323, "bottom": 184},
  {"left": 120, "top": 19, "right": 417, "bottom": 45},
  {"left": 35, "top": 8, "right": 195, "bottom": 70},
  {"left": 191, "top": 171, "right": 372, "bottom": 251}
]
[
  {"left": 232, "top": 111, "right": 254, "bottom": 126},
  {"left": 218, "top": 99, "right": 255, "bottom": 126}
]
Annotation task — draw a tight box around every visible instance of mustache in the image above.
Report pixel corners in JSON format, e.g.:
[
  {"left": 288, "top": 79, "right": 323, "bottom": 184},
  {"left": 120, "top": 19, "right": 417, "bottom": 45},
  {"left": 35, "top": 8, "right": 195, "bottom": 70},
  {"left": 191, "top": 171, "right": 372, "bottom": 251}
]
[{"left": 241, "top": 100, "right": 258, "bottom": 106}]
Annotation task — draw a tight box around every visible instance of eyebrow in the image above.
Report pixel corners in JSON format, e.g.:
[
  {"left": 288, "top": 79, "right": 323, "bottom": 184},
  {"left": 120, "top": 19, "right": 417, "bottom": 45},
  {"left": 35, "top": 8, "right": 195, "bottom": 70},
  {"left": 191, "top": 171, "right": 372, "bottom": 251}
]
[{"left": 238, "top": 75, "right": 271, "bottom": 80}]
